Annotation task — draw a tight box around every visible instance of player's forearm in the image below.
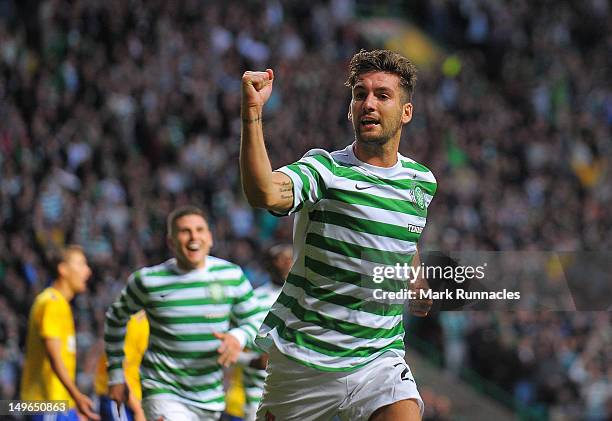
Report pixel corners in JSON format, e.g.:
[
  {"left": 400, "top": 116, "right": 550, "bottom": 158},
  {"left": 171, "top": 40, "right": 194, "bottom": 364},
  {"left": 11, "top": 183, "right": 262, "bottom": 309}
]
[
  {"left": 408, "top": 249, "right": 433, "bottom": 316},
  {"left": 411, "top": 250, "right": 431, "bottom": 290},
  {"left": 126, "top": 388, "right": 144, "bottom": 418},
  {"left": 240, "top": 106, "right": 276, "bottom": 208},
  {"left": 44, "top": 339, "right": 82, "bottom": 400},
  {"left": 411, "top": 249, "right": 420, "bottom": 281}
]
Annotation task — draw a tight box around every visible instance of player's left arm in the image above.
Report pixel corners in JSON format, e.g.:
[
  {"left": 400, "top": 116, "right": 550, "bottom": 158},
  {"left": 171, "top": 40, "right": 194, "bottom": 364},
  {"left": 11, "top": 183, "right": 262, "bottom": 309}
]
[
  {"left": 43, "top": 338, "right": 100, "bottom": 420},
  {"left": 126, "top": 388, "right": 145, "bottom": 421},
  {"left": 408, "top": 249, "right": 433, "bottom": 317},
  {"left": 123, "top": 313, "right": 147, "bottom": 421},
  {"left": 104, "top": 272, "right": 148, "bottom": 406},
  {"left": 216, "top": 273, "right": 262, "bottom": 367}
]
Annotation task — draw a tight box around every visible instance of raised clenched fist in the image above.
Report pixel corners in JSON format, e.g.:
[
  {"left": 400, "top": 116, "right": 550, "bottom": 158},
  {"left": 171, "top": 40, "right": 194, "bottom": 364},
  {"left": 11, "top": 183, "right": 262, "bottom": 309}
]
[{"left": 241, "top": 69, "right": 274, "bottom": 112}]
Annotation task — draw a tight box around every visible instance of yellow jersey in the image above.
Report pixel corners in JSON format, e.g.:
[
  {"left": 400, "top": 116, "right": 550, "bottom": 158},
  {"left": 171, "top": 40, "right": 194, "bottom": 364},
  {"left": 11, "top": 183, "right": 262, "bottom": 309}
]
[
  {"left": 94, "top": 311, "right": 149, "bottom": 400},
  {"left": 225, "top": 366, "right": 246, "bottom": 417},
  {"left": 20, "top": 287, "right": 77, "bottom": 407}
]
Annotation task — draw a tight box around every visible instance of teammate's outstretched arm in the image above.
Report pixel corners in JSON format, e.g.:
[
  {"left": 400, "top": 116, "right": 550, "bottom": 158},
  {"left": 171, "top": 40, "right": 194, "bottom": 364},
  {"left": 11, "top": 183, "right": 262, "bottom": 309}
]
[{"left": 240, "top": 69, "right": 293, "bottom": 213}]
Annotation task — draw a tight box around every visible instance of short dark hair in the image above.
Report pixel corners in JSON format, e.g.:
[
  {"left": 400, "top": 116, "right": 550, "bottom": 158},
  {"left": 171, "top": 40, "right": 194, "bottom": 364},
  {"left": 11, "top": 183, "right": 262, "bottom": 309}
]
[
  {"left": 49, "top": 244, "right": 85, "bottom": 279},
  {"left": 167, "top": 205, "right": 207, "bottom": 236},
  {"left": 263, "top": 244, "right": 292, "bottom": 269},
  {"left": 263, "top": 243, "right": 292, "bottom": 278},
  {"left": 345, "top": 49, "right": 418, "bottom": 102}
]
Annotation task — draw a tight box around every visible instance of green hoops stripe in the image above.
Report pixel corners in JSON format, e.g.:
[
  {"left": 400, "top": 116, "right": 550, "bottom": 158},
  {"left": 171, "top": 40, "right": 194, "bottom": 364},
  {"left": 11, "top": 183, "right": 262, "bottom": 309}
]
[
  {"left": 140, "top": 359, "right": 219, "bottom": 377},
  {"left": 150, "top": 297, "right": 233, "bottom": 307},
  {"left": 305, "top": 256, "right": 408, "bottom": 292},
  {"left": 149, "top": 325, "right": 218, "bottom": 342},
  {"left": 326, "top": 188, "right": 426, "bottom": 218},
  {"left": 140, "top": 375, "right": 222, "bottom": 393},
  {"left": 147, "top": 313, "right": 229, "bottom": 324},
  {"left": 146, "top": 278, "right": 244, "bottom": 293},
  {"left": 208, "top": 264, "right": 240, "bottom": 272},
  {"left": 285, "top": 273, "right": 404, "bottom": 316},
  {"left": 276, "top": 291, "right": 403, "bottom": 340},
  {"left": 264, "top": 312, "right": 403, "bottom": 358},
  {"left": 306, "top": 233, "right": 415, "bottom": 265},
  {"left": 142, "top": 388, "right": 225, "bottom": 404},
  {"left": 148, "top": 344, "right": 219, "bottom": 359}
]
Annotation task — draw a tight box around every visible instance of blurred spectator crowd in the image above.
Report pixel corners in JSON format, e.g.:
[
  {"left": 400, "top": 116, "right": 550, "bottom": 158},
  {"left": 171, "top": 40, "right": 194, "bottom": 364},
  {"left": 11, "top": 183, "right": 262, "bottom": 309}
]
[{"left": 0, "top": 0, "right": 610, "bottom": 419}]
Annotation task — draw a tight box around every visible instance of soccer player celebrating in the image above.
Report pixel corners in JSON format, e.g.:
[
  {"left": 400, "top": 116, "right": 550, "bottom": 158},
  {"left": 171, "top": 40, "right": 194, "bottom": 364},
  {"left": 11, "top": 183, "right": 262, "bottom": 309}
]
[
  {"left": 20, "top": 245, "right": 100, "bottom": 421},
  {"left": 104, "top": 206, "right": 262, "bottom": 421},
  {"left": 240, "top": 49, "right": 436, "bottom": 420},
  {"left": 240, "top": 244, "right": 292, "bottom": 421}
]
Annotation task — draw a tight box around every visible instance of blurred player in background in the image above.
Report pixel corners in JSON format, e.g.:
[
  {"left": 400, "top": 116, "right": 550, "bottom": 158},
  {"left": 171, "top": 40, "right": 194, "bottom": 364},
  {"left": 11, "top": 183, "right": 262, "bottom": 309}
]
[
  {"left": 20, "top": 245, "right": 100, "bottom": 421},
  {"left": 94, "top": 310, "right": 148, "bottom": 421},
  {"left": 241, "top": 49, "right": 435, "bottom": 420},
  {"left": 104, "top": 205, "right": 262, "bottom": 421},
  {"left": 240, "top": 244, "right": 292, "bottom": 421}
]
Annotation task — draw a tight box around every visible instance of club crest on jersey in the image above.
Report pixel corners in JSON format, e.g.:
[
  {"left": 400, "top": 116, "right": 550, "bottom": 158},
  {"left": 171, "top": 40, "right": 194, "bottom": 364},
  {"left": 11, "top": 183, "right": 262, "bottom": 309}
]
[
  {"left": 412, "top": 186, "right": 425, "bottom": 209},
  {"left": 209, "top": 283, "right": 224, "bottom": 301},
  {"left": 408, "top": 186, "right": 425, "bottom": 209}
]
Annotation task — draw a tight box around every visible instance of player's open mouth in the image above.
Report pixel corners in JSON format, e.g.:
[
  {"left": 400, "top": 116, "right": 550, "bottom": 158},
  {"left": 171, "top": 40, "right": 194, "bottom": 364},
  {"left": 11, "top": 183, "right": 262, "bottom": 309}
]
[
  {"left": 360, "top": 117, "right": 380, "bottom": 129},
  {"left": 187, "top": 242, "right": 200, "bottom": 251}
]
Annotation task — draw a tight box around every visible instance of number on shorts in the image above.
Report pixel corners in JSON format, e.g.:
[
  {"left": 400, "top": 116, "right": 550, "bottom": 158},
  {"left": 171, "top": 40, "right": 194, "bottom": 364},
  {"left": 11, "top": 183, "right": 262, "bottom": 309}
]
[{"left": 393, "top": 362, "right": 415, "bottom": 383}]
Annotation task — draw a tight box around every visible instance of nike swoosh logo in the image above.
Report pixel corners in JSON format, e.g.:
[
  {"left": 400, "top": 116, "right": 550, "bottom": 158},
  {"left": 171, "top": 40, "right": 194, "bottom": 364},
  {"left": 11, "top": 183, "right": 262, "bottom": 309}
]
[{"left": 355, "top": 184, "right": 375, "bottom": 190}]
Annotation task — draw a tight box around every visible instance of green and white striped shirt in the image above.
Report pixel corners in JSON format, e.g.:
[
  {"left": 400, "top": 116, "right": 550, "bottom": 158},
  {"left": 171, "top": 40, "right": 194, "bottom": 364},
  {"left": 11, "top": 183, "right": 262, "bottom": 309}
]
[
  {"left": 241, "top": 282, "right": 283, "bottom": 405},
  {"left": 257, "top": 143, "right": 436, "bottom": 371},
  {"left": 105, "top": 257, "right": 261, "bottom": 411}
]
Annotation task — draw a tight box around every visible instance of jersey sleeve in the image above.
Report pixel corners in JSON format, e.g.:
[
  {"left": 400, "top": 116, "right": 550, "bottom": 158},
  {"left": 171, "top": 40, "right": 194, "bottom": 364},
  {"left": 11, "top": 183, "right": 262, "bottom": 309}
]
[
  {"left": 39, "top": 298, "right": 66, "bottom": 339},
  {"left": 244, "top": 286, "right": 277, "bottom": 351},
  {"left": 104, "top": 271, "right": 149, "bottom": 385},
  {"left": 423, "top": 173, "right": 437, "bottom": 209},
  {"left": 273, "top": 148, "right": 335, "bottom": 216},
  {"left": 228, "top": 271, "right": 263, "bottom": 349}
]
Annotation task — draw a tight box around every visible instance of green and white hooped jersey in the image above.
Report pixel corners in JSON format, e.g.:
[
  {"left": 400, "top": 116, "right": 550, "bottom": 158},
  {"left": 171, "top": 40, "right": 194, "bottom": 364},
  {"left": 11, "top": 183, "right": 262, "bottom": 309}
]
[
  {"left": 105, "top": 257, "right": 261, "bottom": 411},
  {"left": 242, "top": 282, "right": 283, "bottom": 405},
  {"left": 256, "top": 143, "right": 437, "bottom": 372}
]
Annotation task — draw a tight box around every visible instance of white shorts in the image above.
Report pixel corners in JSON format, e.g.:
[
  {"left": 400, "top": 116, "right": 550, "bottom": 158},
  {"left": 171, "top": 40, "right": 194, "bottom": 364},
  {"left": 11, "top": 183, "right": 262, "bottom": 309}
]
[
  {"left": 255, "top": 345, "right": 423, "bottom": 421},
  {"left": 142, "top": 397, "right": 221, "bottom": 421}
]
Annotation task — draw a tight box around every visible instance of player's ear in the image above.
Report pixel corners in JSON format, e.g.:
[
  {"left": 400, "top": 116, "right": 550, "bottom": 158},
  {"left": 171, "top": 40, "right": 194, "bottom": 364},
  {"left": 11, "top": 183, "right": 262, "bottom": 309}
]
[
  {"left": 401, "top": 102, "right": 413, "bottom": 125},
  {"left": 207, "top": 230, "right": 214, "bottom": 250},
  {"left": 347, "top": 103, "right": 353, "bottom": 121},
  {"left": 57, "top": 262, "right": 67, "bottom": 278}
]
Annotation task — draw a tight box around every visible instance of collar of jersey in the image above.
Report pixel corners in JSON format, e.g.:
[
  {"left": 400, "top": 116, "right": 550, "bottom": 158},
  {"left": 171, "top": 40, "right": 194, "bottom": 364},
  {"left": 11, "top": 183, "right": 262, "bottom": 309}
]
[
  {"left": 167, "top": 257, "right": 210, "bottom": 275},
  {"left": 346, "top": 142, "right": 403, "bottom": 177}
]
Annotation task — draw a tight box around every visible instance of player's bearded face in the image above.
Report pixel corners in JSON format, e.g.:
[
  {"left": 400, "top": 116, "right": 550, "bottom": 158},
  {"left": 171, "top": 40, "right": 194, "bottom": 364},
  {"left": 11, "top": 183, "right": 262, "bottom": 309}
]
[
  {"left": 169, "top": 214, "right": 213, "bottom": 270},
  {"left": 349, "top": 72, "right": 410, "bottom": 145}
]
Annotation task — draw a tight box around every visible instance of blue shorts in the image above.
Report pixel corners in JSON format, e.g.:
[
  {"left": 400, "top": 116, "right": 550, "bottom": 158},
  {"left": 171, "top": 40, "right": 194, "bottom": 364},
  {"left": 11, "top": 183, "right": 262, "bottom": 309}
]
[
  {"left": 26, "top": 409, "right": 79, "bottom": 421},
  {"left": 98, "top": 395, "right": 135, "bottom": 421}
]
